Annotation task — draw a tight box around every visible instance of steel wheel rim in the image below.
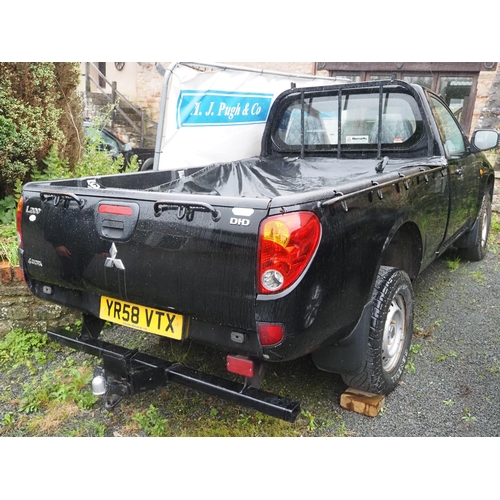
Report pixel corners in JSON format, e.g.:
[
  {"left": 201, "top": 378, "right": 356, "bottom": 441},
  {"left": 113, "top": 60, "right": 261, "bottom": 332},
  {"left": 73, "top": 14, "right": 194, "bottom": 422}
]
[
  {"left": 382, "top": 293, "right": 406, "bottom": 372},
  {"left": 481, "top": 206, "right": 489, "bottom": 248}
]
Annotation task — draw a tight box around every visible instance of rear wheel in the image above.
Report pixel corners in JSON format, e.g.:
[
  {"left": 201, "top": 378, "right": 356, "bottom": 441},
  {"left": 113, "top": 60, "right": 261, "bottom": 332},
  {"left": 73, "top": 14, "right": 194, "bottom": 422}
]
[{"left": 342, "top": 266, "right": 413, "bottom": 395}]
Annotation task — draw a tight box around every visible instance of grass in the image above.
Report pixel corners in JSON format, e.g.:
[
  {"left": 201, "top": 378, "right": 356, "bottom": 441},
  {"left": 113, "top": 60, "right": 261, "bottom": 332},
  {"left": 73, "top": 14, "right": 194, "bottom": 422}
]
[
  {"left": 0, "top": 326, "right": 354, "bottom": 437},
  {"left": 0, "top": 329, "right": 51, "bottom": 373},
  {"left": 462, "top": 408, "right": 477, "bottom": 423},
  {"left": 470, "top": 270, "right": 486, "bottom": 282},
  {"left": 434, "top": 350, "right": 458, "bottom": 362},
  {"left": 491, "top": 213, "right": 500, "bottom": 233},
  {"left": 445, "top": 255, "right": 461, "bottom": 272},
  {"left": 0, "top": 221, "right": 18, "bottom": 266}
]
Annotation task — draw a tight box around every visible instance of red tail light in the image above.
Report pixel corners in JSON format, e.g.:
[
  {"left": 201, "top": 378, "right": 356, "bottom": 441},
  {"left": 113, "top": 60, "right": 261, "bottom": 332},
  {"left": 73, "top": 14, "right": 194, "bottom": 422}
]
[
  {"left": 257, "top": 323, "right": 285, "bottom": 346},
  {"left": 16, "top": 196, "right": 24, "bottom": 249},
  {"left": 258, "top": 211, "right": 321, "bottom": 294}
]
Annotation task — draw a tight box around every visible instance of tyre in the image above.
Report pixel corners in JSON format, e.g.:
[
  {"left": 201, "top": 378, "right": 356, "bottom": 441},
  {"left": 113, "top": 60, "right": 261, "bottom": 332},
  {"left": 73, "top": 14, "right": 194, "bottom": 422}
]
[
  {"left": 342, "top": 266, "right": 413, "bottom": 395},
  {"left": 458, "top": 194, "right": 492, "bottom": 262},
  {"left": 140, "top": 157, "right": 154, "bottom": 171}
]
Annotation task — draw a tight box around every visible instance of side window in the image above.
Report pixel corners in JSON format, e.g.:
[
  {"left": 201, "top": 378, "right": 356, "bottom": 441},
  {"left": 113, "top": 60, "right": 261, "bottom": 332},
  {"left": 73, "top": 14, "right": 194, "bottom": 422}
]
[
  {"left": 100, "top": 132, "right": 120, "bottom": 153},
  {"left": 429, "top": 96, "right": 466, "bottom": 157}
]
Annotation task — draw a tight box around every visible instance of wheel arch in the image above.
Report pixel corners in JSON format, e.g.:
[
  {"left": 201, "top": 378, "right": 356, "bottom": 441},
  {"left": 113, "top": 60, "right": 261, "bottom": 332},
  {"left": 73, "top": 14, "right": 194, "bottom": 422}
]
[
  {"left": 379, "top": 220, "right": 423, "bottom": 281},
  {"left": 486, "top": 172, "right": 495, "bottom": 200}
]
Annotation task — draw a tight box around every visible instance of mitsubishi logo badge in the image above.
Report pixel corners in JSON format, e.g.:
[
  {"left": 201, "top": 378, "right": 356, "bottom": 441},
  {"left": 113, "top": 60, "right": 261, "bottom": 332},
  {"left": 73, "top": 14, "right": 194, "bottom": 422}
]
[{"left": 104, "top": 243, "right": 125, "bottom": 270}]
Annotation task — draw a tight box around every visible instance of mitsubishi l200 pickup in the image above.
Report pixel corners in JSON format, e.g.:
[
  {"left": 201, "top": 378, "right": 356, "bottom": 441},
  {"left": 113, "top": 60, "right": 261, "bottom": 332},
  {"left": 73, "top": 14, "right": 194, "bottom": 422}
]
[{"left": 17, "top": 79, "right": 499, "bottom": 421}]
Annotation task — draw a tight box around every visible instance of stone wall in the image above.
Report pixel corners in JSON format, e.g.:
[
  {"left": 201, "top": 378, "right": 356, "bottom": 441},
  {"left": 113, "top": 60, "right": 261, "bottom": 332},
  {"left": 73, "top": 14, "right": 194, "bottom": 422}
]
[
  {"left": 472, "top": 69, "right": 499, "bottom": 132},
  {"left": 475, "top": 68, "right": 500, "bottom": 171},
  {"left": 0, "top": 263, "right": 80, "bottom": 337},
  {"left": 135, "top": 62, "right": 165, "bottom": 123}
]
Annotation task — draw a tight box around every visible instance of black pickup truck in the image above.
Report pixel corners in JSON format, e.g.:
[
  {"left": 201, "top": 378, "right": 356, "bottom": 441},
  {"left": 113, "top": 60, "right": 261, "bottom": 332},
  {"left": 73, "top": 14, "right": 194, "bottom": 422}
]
[{"left": 17, "top": 80, "right": 499, "bottom": 422}]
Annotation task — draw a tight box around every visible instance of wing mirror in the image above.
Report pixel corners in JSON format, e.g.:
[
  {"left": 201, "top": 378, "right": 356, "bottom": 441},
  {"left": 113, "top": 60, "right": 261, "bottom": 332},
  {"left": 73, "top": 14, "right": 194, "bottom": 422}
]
[{"left": 471, "top": 129, "right": 499, "bottom": 151}]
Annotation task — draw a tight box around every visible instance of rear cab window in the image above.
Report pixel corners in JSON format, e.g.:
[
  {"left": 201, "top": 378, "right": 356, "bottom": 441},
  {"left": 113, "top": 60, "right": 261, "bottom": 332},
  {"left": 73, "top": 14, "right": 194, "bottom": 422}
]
[{"left": 271, "top": 83, "right": 427, "bottom": 158}]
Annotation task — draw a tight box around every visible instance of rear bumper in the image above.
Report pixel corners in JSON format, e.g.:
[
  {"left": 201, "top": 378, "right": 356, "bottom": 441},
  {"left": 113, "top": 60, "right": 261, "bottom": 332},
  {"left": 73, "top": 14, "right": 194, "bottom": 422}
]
[{"left": 47, "top": 327, "right": 300, "bottom": 423}]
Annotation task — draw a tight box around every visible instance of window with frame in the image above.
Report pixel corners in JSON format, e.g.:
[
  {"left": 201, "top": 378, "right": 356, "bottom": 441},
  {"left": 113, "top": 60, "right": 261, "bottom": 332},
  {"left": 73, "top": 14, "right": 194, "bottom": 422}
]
[
  {"left": 428, "top": 95, "right": 466, "bottom": 157},
  {"left": 317, "top": 63, "right": 496, "bottom": 135},
  {"left": 273, "top": 88, "right": 424, "bottom": 154}
]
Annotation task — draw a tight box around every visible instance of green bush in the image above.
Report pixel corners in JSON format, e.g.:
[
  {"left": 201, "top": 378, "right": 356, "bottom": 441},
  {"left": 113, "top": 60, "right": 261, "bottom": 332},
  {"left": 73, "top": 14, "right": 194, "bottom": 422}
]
[
  {"left": 0, "top": 65, "right": 139, "bottom": 265},
  {"left": 0, "top": 119, "right": 139, "bottom": 266},
  {"left": 0, "top": 63, "right": 82, "bottom": 198}
]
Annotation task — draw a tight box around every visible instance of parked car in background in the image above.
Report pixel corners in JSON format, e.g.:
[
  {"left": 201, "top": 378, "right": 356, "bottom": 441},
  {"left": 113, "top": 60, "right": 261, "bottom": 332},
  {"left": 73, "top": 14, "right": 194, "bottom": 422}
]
[{"left": 83, "top": 121, "right": 154, "bottom": 170}]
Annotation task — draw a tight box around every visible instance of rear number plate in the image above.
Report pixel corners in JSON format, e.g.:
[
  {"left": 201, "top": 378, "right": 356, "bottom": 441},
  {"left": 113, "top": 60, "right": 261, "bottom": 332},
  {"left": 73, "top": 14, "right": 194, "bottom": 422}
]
[{"left": 99, "top": 296, "right": 184, "bottom": 340}]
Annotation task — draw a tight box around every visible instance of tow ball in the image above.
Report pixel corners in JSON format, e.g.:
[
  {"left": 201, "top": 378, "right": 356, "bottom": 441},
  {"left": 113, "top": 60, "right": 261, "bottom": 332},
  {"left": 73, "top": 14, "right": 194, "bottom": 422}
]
[{"left": 91, "top": 366, "right": 130, "bottom": 410}]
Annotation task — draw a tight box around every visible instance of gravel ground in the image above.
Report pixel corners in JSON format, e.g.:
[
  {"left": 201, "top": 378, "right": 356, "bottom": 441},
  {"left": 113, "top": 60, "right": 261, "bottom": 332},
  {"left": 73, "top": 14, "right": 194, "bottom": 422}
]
[{"left": 338, "top": 247, "right": 500, "bottom": 437}]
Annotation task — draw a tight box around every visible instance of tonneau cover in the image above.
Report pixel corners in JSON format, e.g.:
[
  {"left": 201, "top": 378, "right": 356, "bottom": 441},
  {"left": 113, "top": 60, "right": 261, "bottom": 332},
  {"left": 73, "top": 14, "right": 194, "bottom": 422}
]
[{"left": 148, "top": 156, "right": 442, "bottom": 199}]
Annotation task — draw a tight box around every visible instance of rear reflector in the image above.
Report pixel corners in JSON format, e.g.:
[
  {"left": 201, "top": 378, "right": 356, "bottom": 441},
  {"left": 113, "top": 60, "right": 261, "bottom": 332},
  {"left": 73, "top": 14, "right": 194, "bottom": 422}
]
[
  {"left": 257, "top": 323, "right": 284, "bottom": 346},
  {"left": 98, "top": 204, "right": 133, "bottom": 216},
  {"left": 227, "top": 355, "right": 255, "bottom": 377}
]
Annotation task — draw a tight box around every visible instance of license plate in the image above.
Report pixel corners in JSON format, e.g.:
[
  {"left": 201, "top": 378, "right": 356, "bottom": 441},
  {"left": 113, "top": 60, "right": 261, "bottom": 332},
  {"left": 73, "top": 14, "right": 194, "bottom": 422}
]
[{"left": 99, "top": 296, "right": 184, "bottom": 340}]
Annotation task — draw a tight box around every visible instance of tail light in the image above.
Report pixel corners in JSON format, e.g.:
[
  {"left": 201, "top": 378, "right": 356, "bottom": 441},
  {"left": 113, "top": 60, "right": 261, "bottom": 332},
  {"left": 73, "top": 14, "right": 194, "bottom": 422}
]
[
  {"left": 258, "top": 211, "right": 321, "bottom": 294},
  {"left": 16, "top": 196, "right": 24, "bottom": 249}
]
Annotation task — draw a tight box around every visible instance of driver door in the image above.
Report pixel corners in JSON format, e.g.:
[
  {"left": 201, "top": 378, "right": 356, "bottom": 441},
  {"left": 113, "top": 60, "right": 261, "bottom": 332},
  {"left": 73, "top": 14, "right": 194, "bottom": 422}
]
[{"left": 428, "top": 94, "right": 480, "bottom": 244}]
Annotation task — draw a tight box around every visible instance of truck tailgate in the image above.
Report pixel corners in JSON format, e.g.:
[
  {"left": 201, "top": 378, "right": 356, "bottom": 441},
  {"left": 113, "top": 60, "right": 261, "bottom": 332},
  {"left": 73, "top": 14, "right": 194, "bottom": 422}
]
[{"left": 21, "top": 188, "right": 270, "bottom": 332}]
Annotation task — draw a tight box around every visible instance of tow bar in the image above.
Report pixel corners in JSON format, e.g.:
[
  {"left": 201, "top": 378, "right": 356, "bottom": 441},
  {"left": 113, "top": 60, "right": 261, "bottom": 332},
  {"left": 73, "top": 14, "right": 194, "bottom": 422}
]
[{"left": 47, "top": 327, "right": 300, "bottom": 423}]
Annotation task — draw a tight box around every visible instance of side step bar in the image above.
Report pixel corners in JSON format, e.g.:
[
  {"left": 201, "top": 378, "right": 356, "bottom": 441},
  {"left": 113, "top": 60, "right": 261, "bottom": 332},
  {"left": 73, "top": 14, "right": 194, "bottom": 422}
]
[{"left": 47, "top": 328, "right": 300, "bottom": 423}]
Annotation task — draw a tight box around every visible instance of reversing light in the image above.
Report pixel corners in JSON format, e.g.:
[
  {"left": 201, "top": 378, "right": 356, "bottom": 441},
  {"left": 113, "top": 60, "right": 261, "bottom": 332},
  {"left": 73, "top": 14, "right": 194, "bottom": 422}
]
[
  {"left": 258, "top": 211, "right": 321, "bottom": 294},
  {"left": 261, "top": 269, "right": 284, "bottom": 291}
]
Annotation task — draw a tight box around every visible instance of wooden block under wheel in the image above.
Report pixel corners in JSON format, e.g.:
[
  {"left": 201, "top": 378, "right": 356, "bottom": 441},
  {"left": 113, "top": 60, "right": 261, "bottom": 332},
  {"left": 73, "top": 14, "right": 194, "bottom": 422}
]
[{"left": 340, "top": 388, "right": 385, "bottom": 417}]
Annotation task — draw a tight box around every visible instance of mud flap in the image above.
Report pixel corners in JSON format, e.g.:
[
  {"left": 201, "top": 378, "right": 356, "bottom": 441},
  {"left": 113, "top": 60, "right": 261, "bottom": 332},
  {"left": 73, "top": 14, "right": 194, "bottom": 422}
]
[{"left": 311, "top": 301, "right": 372, "bottom": 375}]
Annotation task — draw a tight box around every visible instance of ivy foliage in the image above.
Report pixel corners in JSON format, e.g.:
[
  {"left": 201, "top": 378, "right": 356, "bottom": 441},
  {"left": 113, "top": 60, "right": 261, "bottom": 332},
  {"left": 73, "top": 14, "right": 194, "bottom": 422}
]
[{"left": 0, "top": 63, "right": 83, "bottom": 198}]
